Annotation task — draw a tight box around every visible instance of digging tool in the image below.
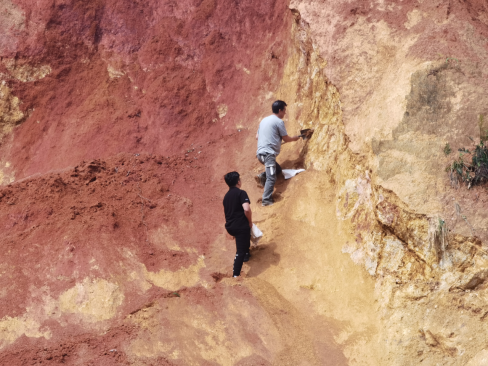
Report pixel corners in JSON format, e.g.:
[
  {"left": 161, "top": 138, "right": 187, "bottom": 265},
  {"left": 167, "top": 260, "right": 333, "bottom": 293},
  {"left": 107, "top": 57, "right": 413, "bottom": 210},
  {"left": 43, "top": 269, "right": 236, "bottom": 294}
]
[{"left": 299, "top": 128, "right": 314, "bottom": 140}]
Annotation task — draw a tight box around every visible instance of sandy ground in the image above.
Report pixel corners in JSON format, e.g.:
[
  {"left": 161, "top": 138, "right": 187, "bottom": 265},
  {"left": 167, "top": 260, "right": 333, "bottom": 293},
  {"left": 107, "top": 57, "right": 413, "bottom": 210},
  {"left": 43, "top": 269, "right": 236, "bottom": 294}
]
[{"left": 2, "top": 0, "right": 488, "bottom": 364}]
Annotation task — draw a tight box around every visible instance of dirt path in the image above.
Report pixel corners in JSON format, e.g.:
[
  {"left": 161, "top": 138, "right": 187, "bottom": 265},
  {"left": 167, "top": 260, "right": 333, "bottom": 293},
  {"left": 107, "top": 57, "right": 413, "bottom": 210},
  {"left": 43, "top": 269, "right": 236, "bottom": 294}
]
[{"left": 240, "top": 169, "right": 382, "bottom": 365}]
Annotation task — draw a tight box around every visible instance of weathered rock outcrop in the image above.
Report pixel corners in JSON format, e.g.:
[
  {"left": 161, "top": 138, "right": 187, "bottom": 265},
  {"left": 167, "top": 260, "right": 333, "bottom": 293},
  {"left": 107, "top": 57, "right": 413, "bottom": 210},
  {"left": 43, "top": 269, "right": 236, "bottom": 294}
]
[
  {"left": 1, "top": 0, "right": 488, "bottom": 365},
  {"left": 284, "top": 0, "right": 488, "bottom": 364}
]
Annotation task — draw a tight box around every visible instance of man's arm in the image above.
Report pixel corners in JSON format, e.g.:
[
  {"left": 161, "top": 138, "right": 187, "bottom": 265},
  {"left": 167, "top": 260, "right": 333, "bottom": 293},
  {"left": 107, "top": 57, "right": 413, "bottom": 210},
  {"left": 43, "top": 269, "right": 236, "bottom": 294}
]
[
  {"left": 242, "top": 202, "right": 252, "bottom": 228},
  {"left": 282, "top": 134, "right": 301, "bottom": 143},
  {"left": 256, "top": 131, "right": 259, "bottom": 140},
  {"left": 278, "top": 121, "right": 300, "bottom": 143}
]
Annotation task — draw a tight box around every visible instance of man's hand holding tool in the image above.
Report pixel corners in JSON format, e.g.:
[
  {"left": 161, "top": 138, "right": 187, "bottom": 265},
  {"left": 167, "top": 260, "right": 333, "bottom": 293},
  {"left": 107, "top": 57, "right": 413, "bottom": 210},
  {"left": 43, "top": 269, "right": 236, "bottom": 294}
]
[{"left": 299, "top": 129, "right": 314, "bottom": 139}]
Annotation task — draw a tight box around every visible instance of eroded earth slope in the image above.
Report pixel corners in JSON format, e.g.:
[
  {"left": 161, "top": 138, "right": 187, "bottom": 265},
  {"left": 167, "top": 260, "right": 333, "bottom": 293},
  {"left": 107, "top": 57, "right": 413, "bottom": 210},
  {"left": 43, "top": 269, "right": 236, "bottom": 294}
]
[{"left": 2, "top": 0, "right": 488, "bottom": 365}]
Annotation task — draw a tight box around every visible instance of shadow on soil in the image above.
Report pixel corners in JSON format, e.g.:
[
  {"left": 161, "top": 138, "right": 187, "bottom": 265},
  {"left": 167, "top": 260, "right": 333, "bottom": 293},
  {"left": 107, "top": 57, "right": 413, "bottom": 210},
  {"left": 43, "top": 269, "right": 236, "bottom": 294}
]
[{"left": 247, "top": 241, "right": 280, "bottom": 277}]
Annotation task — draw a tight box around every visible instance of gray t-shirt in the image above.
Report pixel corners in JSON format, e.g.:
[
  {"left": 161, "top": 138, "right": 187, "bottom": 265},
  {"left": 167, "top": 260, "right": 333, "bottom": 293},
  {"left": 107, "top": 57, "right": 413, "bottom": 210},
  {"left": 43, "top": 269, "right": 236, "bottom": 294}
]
[{"left": 256, "top": 115, "right": 288, "bottom": 156}]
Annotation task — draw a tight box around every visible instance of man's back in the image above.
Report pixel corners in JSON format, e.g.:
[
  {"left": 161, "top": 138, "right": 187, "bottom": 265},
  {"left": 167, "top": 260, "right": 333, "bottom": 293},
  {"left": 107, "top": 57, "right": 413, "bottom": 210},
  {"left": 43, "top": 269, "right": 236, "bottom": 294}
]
[
  {"left": 223, "top": 187, "right": 250, "bottom": 231},
  {"left": 256, "top": 115, "right": 288, "bottom": 156}
]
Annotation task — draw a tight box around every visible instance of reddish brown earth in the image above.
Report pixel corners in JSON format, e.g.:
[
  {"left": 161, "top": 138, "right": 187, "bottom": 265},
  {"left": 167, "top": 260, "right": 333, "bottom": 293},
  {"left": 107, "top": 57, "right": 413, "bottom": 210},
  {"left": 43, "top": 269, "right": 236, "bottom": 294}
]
[
  {"left": 0, "top": 0, "right": 303, "bottom": 364},
  {"left": 1, "top": 0, "right": 291, "bottom": 179},
  {"left": 0, "top": 150, "right": 225, "bottom": 364},
  {"left": 0, "top": 152, "right": 213, "bottom": 313},
  {"left": 4, "top": 0, "right": 488, "bottom": 364}
]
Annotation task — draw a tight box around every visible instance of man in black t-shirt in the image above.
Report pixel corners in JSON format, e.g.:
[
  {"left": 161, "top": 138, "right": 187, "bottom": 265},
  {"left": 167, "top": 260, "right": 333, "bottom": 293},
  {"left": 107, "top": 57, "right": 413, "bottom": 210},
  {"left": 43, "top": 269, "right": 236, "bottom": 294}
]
[{"left": 223, "top": 171, "right": 253, "bottom": 277}]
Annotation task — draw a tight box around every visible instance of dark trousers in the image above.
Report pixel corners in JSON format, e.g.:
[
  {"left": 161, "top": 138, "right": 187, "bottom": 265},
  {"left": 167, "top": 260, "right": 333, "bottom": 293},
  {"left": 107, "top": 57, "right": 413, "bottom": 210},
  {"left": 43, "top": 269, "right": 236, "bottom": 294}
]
[{"left": 227, "top": 228, "right": 251, "bottom": 276}]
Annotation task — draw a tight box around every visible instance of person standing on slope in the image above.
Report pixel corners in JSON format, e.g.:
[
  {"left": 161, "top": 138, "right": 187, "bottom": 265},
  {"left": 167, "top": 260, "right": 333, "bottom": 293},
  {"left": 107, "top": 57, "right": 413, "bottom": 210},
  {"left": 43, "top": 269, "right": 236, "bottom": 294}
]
[
  {"left": 255, "top": 100, "right": 301, "bottom": 206},
  {"left": 223, "top": 171, "right": 252, "bottom": 277}
]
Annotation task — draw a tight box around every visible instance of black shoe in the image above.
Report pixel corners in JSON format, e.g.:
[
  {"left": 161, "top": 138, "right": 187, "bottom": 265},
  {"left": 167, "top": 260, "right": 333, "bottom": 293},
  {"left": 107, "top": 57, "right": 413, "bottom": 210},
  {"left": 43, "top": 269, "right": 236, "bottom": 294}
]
[{"left": 243, "top": 253, "right": 250, "bottom": 262}]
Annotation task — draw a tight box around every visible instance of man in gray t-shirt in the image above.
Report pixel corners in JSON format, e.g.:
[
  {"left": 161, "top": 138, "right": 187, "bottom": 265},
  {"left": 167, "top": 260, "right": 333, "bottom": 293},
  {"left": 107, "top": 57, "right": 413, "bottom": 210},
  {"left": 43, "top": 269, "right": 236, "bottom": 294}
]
[{"left": 255, "top": 100, "right": 301, "bottom": 206}]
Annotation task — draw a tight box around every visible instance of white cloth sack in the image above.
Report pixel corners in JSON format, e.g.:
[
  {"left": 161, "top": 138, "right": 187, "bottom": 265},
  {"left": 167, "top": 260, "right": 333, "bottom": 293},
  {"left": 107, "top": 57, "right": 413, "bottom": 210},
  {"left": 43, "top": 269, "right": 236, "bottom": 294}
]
[
  {"left": 282, "top": 169, "right": 305, "bottom": 180},
  {"left": 251, "top": 224, "right": 263, "bottom": 244}
]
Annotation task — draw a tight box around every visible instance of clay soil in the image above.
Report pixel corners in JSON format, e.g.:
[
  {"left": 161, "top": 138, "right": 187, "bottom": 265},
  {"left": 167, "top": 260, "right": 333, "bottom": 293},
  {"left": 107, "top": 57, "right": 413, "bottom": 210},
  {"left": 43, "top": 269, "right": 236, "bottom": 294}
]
[
  {"left": 4, "top": 0, "right": 488, "bottom": 364},
  {"left": 0, "top": 0, "right": 359, "bottom": 364}
]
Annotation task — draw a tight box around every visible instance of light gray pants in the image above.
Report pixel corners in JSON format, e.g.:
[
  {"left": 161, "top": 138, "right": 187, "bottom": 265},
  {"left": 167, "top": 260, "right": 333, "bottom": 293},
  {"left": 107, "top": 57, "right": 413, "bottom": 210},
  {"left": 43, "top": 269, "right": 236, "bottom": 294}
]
[{"left": 257, "top": 153, "right": 282, "bottom": 203}]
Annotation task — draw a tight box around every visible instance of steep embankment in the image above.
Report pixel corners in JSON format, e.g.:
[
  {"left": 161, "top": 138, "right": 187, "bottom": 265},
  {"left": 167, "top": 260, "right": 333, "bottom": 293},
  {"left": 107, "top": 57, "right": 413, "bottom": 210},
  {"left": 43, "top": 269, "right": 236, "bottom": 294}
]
[
  {"left": 2, "top": 0, "right": 488, "bottom": 365},
  {"left": 283, "top": 1, "right": 488, "bottom": 364},
  {"left": 0, "top": 0, "right": 291, "bottom": 181},
  {"left": 0, "top": 0, "right": 328, "bottom": 364}
]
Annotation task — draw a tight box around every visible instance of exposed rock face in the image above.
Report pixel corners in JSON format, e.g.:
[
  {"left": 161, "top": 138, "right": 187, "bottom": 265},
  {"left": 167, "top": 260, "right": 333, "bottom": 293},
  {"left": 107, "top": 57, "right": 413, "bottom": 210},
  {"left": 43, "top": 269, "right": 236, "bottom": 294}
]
[
  {"left": 286, "top": 0, "right": 488, "bottom": 364},
  {"left": 1, "top": 0, "right": 488, "bottom": 365}
]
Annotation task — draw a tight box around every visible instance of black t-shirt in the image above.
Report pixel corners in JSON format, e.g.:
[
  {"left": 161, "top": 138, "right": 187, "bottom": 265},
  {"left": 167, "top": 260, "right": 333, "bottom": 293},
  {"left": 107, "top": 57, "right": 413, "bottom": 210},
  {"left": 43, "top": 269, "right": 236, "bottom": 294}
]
[{"left": 223, "top": 187, "right": 251, "bottom": 231}]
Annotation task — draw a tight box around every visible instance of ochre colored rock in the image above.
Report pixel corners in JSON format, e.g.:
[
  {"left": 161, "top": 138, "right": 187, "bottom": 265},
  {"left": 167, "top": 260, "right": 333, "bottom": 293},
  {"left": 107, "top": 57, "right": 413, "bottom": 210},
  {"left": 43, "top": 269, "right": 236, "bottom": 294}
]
[{"left": 1, "top": 0, "right": 488, "bottom": 365}]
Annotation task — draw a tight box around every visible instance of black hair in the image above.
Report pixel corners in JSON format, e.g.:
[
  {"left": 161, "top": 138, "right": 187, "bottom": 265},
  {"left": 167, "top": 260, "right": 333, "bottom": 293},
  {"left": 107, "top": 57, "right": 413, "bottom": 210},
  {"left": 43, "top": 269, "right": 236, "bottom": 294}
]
[
  {"left": 272, "top": 100, "right": 287, "bottom": 114},
  {"left": 224, "top": 171, "right": 240, "bottom": 187}
]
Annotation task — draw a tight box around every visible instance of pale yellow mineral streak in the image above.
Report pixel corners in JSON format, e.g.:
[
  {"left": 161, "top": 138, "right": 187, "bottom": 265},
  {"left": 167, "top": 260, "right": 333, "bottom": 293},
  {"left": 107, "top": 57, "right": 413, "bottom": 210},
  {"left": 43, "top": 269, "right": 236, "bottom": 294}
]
[
  {"left": 0, "top": 81, "right": 24, "bottom": 136},
  {"left": 144, "top": 256, "right": 205, "bottom": 290},
  {"left": 0, "top": 315, "right": 51, "bottom": 347},
  {"left": 107, "top": 65, "right": 125, "bottom": 79},
  {"left": 58, "top": 278, "right": 124, "bottom": 322},
  {"left": 3, "top": 59, "right": 51, "bottom": 82},
  {"left": 217, "top": 104, "right": 228, "bottom": 119},
  {"left": 0, "top": 277, "right": 124, "bottom": 348}
]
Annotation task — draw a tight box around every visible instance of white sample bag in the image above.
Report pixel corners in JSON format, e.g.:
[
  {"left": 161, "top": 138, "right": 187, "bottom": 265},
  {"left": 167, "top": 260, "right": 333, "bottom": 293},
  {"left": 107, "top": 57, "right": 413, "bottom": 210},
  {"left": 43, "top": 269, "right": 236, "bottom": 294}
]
[
  {"left": 251, "top": 224, "right": 263, "bottom": 244},
  {"left": 282, "top": 169, "right": 305, "bottom": 180}
]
